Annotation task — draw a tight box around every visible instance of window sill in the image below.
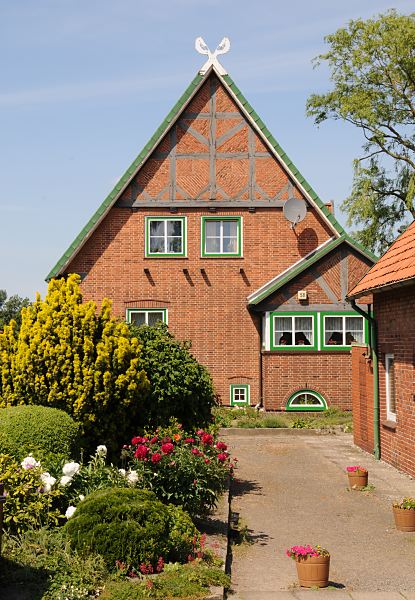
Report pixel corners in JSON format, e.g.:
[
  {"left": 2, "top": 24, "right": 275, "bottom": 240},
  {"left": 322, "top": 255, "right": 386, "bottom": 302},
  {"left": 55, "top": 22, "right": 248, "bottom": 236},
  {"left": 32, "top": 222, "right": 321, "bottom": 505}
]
[{"left": 382, "top": 420, "right": 397, "bottom": 431}]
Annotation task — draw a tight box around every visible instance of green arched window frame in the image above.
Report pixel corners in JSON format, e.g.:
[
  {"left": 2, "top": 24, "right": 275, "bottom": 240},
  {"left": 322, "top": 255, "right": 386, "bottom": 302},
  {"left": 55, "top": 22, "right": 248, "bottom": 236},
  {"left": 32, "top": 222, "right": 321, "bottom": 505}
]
[{"left": 286, "top": 390, "right": 327, "bottom": 412}]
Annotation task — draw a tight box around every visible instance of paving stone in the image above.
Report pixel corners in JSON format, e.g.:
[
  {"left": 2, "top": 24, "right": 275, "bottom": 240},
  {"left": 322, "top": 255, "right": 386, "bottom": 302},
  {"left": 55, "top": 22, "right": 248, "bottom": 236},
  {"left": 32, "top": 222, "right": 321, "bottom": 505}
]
[
  {"left": 232, "top": 592, "right": 295, "bottom": 599},
  {"left": 294, "top": 591, "right": 351, "bottom": 599},
  {"left": 349, "top": 592, "right": 405, "bottom": 599}
]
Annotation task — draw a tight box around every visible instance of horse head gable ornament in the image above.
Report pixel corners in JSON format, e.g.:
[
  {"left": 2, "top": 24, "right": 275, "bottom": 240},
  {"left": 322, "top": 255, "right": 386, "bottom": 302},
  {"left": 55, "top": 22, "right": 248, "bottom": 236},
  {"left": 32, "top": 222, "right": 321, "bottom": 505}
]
[{"left": 195, "top": 37, "right": 231, "bottom": 75}]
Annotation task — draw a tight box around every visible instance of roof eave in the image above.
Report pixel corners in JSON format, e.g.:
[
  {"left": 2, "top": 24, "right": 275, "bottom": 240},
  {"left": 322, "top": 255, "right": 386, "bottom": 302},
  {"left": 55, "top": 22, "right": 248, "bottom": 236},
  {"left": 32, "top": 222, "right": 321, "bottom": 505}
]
[{"left": 348, "top": 275, "right": 415, "bottom": 300}]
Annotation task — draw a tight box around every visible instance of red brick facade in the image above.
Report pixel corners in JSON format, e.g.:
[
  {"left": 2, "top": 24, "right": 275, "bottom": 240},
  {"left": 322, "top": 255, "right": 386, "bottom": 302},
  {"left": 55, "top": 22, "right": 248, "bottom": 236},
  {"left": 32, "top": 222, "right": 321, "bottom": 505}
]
[
  {"left": 60, "top": 71, "right": 373, "bottom": 411},
  {"left": 351, "top": 344, "right": 374, "bottom": 454},
  {"left": 351, "top": 285, "right": 415, "bottom": 477}
]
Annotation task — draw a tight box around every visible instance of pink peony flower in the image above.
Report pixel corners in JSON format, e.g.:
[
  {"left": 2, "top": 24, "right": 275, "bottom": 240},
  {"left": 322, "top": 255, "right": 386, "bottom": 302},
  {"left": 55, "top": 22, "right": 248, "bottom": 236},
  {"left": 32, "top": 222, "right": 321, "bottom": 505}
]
[
  {"left": 134, "top": 445, "right": 148, "bottom": 460},
  {"left": 201, "top": 433, "right": 213, "bottom": 445},
  {"left": 132, "top": 436, "right": 144, "bottom": 445},
  {"left": 151, "top": 452, "right": 162, "bottom": 463},
  {"left": 217, "top": 453, "right": 228, "bottom": 462},
  {"left": 184, "top": 437, "right": 195, "bottom": 444},
  {"left": 161, "top": 442, "right": 174, "bottom": 455},
  {"left": 216, "top": 441, "right": 227, "bottom": 451}
]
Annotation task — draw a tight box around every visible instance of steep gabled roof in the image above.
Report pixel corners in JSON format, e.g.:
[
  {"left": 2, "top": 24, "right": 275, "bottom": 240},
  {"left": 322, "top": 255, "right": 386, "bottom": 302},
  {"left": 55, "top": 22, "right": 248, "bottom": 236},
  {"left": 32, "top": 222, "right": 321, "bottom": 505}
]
[
  {"left": 348, "top": 221, "right": 415, "bottom": 298},
  {"left": 248, "top": 233, "right": 376, "bottom": 306},
  {"left": 47, "top": 65, "right": 348, "bottom": 280}
]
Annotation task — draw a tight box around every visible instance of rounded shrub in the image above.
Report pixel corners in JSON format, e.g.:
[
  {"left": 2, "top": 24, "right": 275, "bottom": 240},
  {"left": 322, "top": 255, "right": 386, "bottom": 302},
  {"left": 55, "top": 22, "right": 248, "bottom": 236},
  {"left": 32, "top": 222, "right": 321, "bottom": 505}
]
[
  {"left": 65, "top": 487, "right": 197, "bottom": 569},
  {"left": 0, "top": 405, "right": 80, "bottom": 468}
]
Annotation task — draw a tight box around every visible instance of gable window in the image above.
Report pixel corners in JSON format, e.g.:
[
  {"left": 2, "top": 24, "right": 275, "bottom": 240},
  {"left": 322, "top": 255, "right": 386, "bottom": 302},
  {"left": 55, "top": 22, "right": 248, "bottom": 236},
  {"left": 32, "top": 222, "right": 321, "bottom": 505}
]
[
  {"left": 145, "top": 217, "right": 186, "bottom": 257},
  {"left": 271, "top": 313, "right": 316, "bottom": 350},
  {"left": 230, "top": 384, "right": 250, "bottom": 406},
  {"left": 126, "top": 308, "right": 167, "bottom": 327},
  {"left": 322, "top": 314, "right": 365, "bottom": 348},
  {"left": 385, "top": 354, "right": 396, "bottom": 421},
  {"left": 201, "top": 217, "right": 242, "bottom": 257},
  {"left": 286, "top": 390, "right": 327, "bottom": 411}
]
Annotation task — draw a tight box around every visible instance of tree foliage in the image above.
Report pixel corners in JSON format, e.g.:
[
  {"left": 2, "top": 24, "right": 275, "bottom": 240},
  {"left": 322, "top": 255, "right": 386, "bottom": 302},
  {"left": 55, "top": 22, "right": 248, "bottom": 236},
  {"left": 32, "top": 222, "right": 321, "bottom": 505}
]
[
  {"left": 307, "top": 10, "right": 415, "bottom": 253},
  {"left": 0, "top": 275, "right": 149, "bottom": 452},
  {"left": 129, "top": 323, "right": 217, "bottom": 429},
  {"left": 0, "top": 290, "right": 30, "bottom": 330}
]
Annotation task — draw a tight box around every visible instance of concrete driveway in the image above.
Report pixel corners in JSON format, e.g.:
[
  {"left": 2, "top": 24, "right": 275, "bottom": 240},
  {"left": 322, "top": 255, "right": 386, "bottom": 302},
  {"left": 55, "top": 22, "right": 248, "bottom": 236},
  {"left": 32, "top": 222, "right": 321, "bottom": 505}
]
[{"left": 222, "top": 430, "right": 415, "bottom": 598}]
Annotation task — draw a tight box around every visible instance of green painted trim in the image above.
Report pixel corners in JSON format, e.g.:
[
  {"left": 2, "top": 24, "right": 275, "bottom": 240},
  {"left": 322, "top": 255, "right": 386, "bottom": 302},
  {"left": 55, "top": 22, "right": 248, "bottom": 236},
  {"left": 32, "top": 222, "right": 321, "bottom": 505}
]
[
  {"left": 201, "top": 216, "right": 242, "bottom": 257},
  {"left": 126, "top": 307, "right": 168, "bottom": 325},
  {"left": 319, "top": 311, "right": 368, "bottom": 351},
  {"left": 46, "top": 73, "right": 204, "bottom": 280},
  {"left": 145, "top": 216, "right": 187, "bottom": 258},
  {"left": 230, "top": 383, "right": 250, "bottom": 406},
  {"left": 222, "top": 74, "right": 346, "bottom": 237},
  {"left": 270, "top": 311, "right": 318, "bottom": 351},
  {"left": 343, "top": 233, "right": 378, "bottom": 263},
  {"left": 249, "top": 235, "right": 376, "bottom": 306},
  {"left": 286, "top": 389, "right": 327, "bottom": 412}
]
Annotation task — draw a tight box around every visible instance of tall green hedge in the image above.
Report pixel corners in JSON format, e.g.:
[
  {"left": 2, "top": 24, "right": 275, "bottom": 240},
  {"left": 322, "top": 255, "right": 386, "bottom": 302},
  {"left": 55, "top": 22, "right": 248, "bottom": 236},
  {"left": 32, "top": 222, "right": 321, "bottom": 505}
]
[{"left": 0, "top": 405, "right": 80, "bottom": 467}]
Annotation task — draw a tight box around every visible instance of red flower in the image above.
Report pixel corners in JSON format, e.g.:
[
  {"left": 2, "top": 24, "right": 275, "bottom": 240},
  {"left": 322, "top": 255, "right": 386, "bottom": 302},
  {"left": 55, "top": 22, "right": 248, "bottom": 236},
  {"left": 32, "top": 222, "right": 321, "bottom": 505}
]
[
  {"left": 191, "top": 448, "right": 200, "bottom": 455},
  {"left": 134, "top": 445, "right": 148, "bottom": 460},
  {"left": 201, "top": 433, "right": 213, "bottom": 445},
  {"left": 131, "top": 436, "right": 143, "bottom": 445},
  {"left": 161, "top": 442, "right": 174, "bottom": 454},
  {"left": 196, "top": 429, "right": 204, "bottom": 436},
  {"left": 151, "top": 452, "right": 162, "bottom": 463},
  {"left": 150, "top": 436, "right": 158, "bottom": 444},
  {"left": 217, "top": 453, "right": 228, "bottom": 462},
  {"left": 156, "top": 556, "right": 164, "bottom": 573},
  {"left": 184, "top": 437, "right": 195, "bottom": 444},
  {"left": 204, "top": 458, "right": 210, "bottom": 464},
  {"left": 216, "top": 441, "right": 227, "bottom": 451},
  {"left": 161, "top": 436, "right": 172, "bottom": 444}
]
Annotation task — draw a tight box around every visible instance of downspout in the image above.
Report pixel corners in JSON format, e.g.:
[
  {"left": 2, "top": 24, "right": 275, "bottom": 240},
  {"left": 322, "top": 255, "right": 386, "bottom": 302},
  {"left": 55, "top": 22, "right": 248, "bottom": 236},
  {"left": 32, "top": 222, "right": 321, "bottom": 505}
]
[
  {"left": 350, "top": 300, "right": 380, "bottom": 460},
  {"left": 258, "top": 314, "right": 264, "bottom": 410}
]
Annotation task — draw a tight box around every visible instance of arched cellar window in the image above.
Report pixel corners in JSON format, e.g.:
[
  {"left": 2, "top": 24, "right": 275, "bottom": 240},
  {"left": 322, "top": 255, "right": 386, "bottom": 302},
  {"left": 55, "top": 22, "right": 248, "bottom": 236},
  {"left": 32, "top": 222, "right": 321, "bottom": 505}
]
[{"left": 286, "top": 390, "right": 327, "bottom": 412}]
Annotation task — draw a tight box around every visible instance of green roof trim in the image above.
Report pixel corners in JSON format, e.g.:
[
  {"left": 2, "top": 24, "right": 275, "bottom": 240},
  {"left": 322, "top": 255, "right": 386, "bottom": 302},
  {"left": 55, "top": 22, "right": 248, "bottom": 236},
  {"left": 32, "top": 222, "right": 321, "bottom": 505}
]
[
  {"left": 222, "top": 74, "right": 345, "bottom": 237},
  {"left": 248, "top": 234, "right": 376, "bottom": 306},
  {"left": 47, "top": 66, "right": 373, "bottom": 281},
  {"left": 46, "top": 72, "right": 204, "bottom": 280}
]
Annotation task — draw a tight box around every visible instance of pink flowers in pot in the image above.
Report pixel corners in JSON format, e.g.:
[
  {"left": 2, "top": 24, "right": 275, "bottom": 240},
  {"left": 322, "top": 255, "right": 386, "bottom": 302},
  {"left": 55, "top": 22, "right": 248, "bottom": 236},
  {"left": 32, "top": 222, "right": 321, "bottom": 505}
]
[
  {"left": 346, "top": 466, "right": 367, "bottom": 473},
  {"left": 286, "top": 544, "right": 330, "bottom": 560}
]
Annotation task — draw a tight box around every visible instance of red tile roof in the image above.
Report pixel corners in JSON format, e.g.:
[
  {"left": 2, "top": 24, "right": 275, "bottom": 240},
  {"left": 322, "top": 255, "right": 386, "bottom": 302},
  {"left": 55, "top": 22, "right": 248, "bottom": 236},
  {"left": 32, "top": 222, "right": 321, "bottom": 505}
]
[{"left": 348, "top": 221, "right": 415, "bottom": 298}]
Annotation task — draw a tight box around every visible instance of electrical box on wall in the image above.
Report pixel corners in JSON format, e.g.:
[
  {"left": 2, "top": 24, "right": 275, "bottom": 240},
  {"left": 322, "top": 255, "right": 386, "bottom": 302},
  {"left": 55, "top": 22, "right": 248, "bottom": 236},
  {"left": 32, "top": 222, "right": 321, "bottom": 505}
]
[{"left": 297, "top": 290, "right": 308, "bottom": 301}]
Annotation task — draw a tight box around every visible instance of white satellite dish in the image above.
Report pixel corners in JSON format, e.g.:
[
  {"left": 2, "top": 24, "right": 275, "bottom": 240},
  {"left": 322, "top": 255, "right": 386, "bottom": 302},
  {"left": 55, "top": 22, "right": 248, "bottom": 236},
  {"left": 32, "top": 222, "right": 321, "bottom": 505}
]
[{"left": 283, "top": 197, "right": 307, "bottom": 229}]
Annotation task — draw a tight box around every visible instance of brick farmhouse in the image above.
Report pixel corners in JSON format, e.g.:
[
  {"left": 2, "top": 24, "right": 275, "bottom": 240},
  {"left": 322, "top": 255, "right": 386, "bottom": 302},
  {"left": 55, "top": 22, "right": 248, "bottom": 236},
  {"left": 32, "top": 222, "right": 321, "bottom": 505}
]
[
  {"left": 48, "top": 63, "right": 375, "bottom": 412},
  {"left": 349, "top": 221, "right": 415, "bottom": 477}
]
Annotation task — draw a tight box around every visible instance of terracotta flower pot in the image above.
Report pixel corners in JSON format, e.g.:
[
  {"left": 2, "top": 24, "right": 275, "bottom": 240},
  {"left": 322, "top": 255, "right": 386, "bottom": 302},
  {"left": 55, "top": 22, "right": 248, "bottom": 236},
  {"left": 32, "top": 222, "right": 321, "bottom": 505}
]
[
  {"left": 295, "top": 555, "right": 330, "bottom": 588},
  {"left": 393, "top": 507, "right": 415, "bottom": 532},
  {"left": 348, "top": 470, "right": 368, "bottom": 490}
]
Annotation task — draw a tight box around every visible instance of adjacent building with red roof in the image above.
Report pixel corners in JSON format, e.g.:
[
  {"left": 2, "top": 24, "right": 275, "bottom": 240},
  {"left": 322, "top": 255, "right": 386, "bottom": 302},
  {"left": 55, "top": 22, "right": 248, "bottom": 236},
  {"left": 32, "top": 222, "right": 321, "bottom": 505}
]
[{"left": 348, "top": 221, "right": 415, "bottom": 476}]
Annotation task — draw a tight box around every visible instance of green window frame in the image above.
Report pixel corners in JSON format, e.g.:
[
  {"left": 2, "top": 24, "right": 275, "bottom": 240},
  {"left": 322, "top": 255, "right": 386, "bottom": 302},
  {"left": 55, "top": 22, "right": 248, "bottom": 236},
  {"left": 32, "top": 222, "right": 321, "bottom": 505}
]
[
  {"left": 145, "top": 216, "right": 187, "bottom": 257},
  {"left": 126, "top": 308, "right": 168, "bottom": 327},
  {"left": 201, "top": 216, "right": 242, "bottom": 257},
  {"left": 230, "top": 384, "right": 250, "bottom": 406},
  {"left": 270, "top": 312, "right": 317, "bottom": 351},
  {"left": 286, "top": 390, "right": 327, "bottom": 412},
  {"left": 320, "top": 312, "right": 367, "bottom": 350}
]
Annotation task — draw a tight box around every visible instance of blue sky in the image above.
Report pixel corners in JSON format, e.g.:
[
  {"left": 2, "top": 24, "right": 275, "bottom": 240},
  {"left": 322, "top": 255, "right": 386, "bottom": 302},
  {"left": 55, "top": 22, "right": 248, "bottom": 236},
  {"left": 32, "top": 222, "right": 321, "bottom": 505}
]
[{"left": 1, "top": 0, "right": 413, "bottom": 299}]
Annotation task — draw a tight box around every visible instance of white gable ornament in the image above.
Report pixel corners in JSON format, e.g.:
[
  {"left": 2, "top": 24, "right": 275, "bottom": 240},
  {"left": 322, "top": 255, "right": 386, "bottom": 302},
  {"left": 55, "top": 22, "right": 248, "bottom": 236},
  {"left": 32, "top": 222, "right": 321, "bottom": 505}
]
[{"left": 195, "top": 37, "right": 230, "bottom": 76}]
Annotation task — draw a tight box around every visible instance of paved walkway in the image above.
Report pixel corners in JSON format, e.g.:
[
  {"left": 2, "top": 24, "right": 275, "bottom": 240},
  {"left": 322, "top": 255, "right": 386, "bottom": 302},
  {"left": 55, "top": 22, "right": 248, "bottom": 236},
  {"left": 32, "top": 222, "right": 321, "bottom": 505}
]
[{"left": 221, "top": 430, "right": 415, "bottom": 599}]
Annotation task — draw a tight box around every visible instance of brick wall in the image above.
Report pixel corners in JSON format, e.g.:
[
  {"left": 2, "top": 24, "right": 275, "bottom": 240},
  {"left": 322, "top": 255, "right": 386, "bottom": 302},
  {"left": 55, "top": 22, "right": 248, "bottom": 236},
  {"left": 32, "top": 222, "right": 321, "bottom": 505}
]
[
  {"left": 376, "top": 285, "right": 415, "bottom": 477},
  {"left": 351, "top": 344, "right": 374, "bottom": 454},
  {"left": 263, "top": 351, "right": 352, "bottom": 410}
]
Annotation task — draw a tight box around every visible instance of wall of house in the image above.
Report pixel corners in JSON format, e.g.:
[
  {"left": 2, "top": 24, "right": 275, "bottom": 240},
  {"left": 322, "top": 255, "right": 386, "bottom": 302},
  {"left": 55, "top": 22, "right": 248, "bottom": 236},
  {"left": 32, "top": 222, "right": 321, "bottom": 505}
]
[
  {"left": 262, "top": 351, "right": 352, "bottom": 410},
  {"left": 351, "top": 343, "right": 374, "bottom": 454},
  {"left": 376, "top": 285, "right": 415, "bottom": 477}
]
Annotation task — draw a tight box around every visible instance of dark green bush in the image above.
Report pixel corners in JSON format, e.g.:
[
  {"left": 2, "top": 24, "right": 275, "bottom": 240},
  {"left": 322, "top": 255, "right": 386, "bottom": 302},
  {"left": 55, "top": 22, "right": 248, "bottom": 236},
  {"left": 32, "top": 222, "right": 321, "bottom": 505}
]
[
  {"left": 130, "top": 323, "right": 217, "bottom": 429},
  {"left": 65, "top": 487, "right": 197, "bottom": 569},
  {"left": 0, "top": 405, "right": 80, "bottom": 468}
]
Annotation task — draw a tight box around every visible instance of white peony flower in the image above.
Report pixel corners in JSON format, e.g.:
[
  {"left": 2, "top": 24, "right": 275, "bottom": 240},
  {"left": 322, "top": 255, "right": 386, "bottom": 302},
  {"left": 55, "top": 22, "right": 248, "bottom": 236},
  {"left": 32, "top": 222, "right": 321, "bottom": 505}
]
[
  {"left": 118, "top": 469, "right": 126, "bottom": 477},
  {"left": 65, "top": 505, "right": 76, "bottom": 519},
  {"left": 96, "top": 445, "right": 107, "bottom": 456},
  {"left": 62, "top": 462, "right": 80, "bottom": 478},
  {"left": 41, "top": 472, "right": 56, "bottom": 493},
  {"left": 60, "top": 475, "right": 73, "bottom": 487},
  {"left": 79, "top": 494, "right": 85, "bottom": 502},
  {"left": 21, "top": 455, "right": 40, "bottom": 470},
  {"left": 127, "top": 470, "right": 138, "bottom": 484}
]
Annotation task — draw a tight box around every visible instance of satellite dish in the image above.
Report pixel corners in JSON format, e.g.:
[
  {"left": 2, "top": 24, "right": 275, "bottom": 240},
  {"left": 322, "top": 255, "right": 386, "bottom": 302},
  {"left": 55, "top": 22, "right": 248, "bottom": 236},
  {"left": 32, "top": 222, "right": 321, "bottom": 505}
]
[{"left": 283, "top": 197, "right": 307, "bottom": 229}]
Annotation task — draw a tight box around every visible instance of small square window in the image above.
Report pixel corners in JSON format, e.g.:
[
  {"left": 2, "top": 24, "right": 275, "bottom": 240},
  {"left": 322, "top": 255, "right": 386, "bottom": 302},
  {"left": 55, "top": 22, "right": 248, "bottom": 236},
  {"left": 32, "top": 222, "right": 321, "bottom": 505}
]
[
  {"left": 126, "top": 309, "right": 167, "bottom": 327},
  {"left": 145, "top": 217, "right": 186, "bottom": 257},
  {"left": 202, "top": 217, "right": 242, "bottom": 257},
  {"left": 230, "top": 384, "right": 250, "bottom": 406}
]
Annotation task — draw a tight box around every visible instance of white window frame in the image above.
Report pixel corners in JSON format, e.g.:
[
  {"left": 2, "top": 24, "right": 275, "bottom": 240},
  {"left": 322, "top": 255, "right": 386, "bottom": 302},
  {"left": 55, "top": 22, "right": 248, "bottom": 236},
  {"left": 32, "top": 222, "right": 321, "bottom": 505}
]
[
  {"left": 126, "top": 308, "right": 168, "bottom": 326},
  {"left": 322, "top": 314, "right": 365, "bottom": 348},
  {"left": 385, "top": 353, "right": 396, "bottom": 422},
  {"left": 230, "top": 384, "right": 250, "bottom": 406},
  {"left": 272, "top": 313, "right": 316, "bottom": 349},
  {"left": 145, "top": 216, "right": 187, "bottom": 257}
]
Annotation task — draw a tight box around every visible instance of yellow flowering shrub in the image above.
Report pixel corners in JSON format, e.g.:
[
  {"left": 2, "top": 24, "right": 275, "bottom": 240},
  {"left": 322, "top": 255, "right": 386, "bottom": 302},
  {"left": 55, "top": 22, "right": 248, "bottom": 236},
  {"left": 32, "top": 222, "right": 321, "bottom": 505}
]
[{"left": 0, "top": 275, "right": 149, "bottom": 452}]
